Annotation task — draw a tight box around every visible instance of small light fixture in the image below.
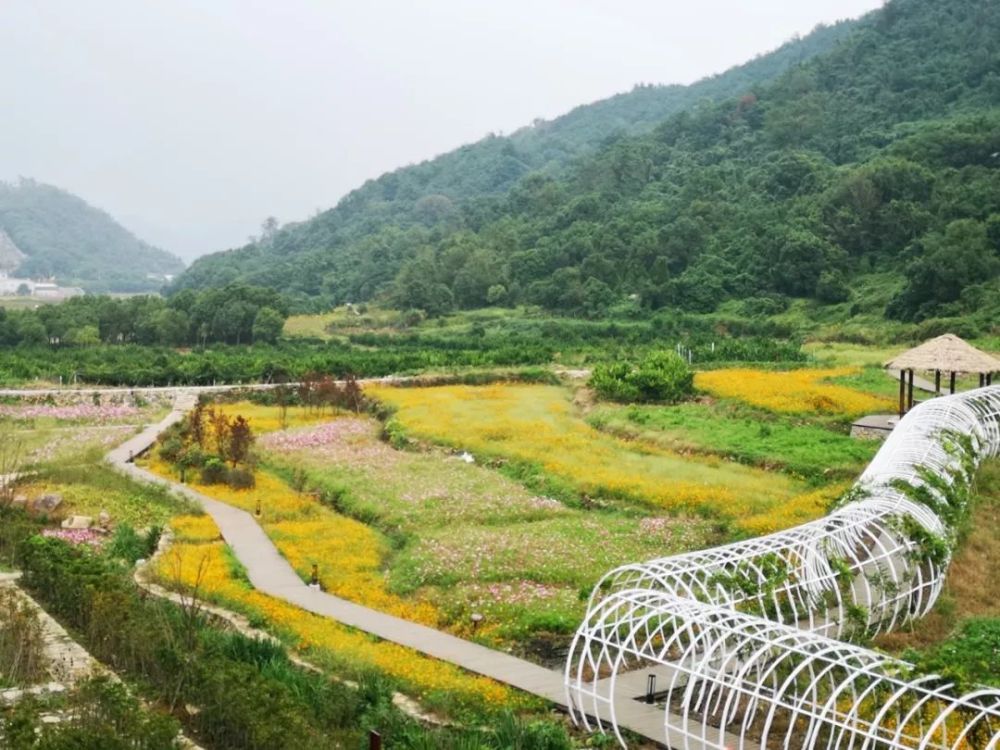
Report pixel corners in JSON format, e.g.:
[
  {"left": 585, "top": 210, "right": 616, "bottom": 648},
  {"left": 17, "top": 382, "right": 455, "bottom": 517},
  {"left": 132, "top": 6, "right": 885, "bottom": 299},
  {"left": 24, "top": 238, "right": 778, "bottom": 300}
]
[
  {"left": 309, "top": 563, "right": 320, "bottom": 589},
  {"left": 470, "top": 612, "right": 484, "bottom": 633}
]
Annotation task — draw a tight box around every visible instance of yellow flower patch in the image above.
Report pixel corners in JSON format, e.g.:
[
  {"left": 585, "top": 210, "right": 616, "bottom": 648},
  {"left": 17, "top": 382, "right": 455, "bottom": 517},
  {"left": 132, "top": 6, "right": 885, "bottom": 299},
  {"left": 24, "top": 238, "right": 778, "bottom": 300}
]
[
  {"left": 141, "top": 456, "right": 439, "bottom": 625},
  {"left": 694, "top": 368, "right": 893, "bottom": 416},
  {"left": 213, "top": 401, "right": 332, "bottom": 434},
  {"left": 737, "top": 483, "right": 850, "bottom": 537},
  {"left": 169, "top": 514, "right": 220, "bottom": 543},
  {"left": 367, "top": 383, "right": 812, "bottom": 527},
  {"left": 155, "top": 532, "right": 516, "bottom": 711}
]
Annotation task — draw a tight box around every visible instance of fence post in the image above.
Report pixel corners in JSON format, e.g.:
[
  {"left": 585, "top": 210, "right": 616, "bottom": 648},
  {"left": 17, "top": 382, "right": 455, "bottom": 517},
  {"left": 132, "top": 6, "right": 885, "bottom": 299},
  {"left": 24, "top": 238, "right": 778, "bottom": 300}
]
[{"left": 369, "top": 730, "right": 382, "bottom": 750}]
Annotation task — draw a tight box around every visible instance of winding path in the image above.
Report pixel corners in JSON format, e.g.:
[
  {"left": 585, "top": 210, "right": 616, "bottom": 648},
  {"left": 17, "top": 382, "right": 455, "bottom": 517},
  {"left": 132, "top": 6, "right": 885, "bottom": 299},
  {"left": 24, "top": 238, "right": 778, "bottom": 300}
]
[{"left": 106, "top": 392, "right": 723, "bottom": 748}]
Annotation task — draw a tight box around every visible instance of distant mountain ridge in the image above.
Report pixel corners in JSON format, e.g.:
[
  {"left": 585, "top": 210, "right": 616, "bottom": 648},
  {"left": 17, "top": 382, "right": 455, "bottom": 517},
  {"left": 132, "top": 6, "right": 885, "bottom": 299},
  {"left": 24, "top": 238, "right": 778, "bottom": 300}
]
[
  {"left": 173, "top": 0, "right": 1000, "bottom": 331},
  {"left": 171, "top": 17, "right": 864, "bottom": 304},
  {"left": 0, "top": 178, "right": 184, "bottom": 293}
]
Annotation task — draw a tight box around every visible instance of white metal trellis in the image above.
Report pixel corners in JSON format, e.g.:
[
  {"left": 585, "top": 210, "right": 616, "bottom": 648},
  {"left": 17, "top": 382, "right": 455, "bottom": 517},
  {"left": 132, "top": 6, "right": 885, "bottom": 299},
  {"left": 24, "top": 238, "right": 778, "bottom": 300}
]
[{"left": 567, "top": 386, "right": 1000, "bottom": 749}]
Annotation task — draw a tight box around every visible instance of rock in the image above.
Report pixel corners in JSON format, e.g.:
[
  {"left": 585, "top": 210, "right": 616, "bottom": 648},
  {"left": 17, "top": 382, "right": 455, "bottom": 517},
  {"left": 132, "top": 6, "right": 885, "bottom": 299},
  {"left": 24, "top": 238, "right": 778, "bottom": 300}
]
[
  {"left": 61, "top": 515, "right": 93, "bottom": 530},
  {"left": 97, "top": 510, "right": 111, "bottom": 529},
  {"left": 30, "top": 493, "right": 62, "bottom": 516},
  {"left": 11, "top": 494, "right": 27, "bottom": 510}
]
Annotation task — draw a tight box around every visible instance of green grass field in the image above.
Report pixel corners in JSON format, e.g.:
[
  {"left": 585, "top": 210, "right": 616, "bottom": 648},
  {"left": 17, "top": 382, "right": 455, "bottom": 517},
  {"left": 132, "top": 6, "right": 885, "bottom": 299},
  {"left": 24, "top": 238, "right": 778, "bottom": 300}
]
[{"left": 588, "top": 400, "right": 878, "bottom": 480}]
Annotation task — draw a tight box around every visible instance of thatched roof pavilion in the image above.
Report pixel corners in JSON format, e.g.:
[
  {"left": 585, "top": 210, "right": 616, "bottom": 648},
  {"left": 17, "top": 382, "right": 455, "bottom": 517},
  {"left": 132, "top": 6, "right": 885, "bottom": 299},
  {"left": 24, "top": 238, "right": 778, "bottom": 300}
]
[{"left": 885, "top": 333, "right": 999, "bottom": 416}]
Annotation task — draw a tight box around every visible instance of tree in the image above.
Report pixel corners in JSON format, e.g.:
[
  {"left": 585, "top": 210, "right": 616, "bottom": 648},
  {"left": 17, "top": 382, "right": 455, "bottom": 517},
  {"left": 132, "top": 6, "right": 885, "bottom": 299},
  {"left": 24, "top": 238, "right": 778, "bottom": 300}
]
[
  {"left": 590, "top": 351, "right": 694, "bottom": 404},
  {"left": 251, "top": 307, "right": 284, "bottom": 344},
  {"left": 151, "top": 309, "right": 190, "bottom": 346},
  {"left": 14, "top": 316, "right": 47, "bottom": 345},
  {"left": 815, "top": 270, "right": 850, "bottom": 303},
  {"left": 207, "top": 408, "right": 231, "bottom": 458},
  {"left": 888, "top": 219, "right": 1000, "bottom": 320},
  {"left": 15, "top": 283, "right": 30, "bottom": 296},
  {"left": 0, "top": 431, "right": 24, "bottom": 507},
  {"left": 65, "top": 325, "right": 101, "bottom": 346},
  {"left": 226, "top": 416, "right": 254, "bottom": 468},
  {"left": 770, "top": 230, "right": 835, "bottom": 297}
]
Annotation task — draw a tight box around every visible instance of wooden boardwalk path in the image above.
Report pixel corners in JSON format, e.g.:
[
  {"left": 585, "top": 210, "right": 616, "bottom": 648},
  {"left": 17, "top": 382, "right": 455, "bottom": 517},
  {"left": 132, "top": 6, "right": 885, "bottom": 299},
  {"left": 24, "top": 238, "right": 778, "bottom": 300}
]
[{"left": 106, "top": 393, "right": 748, "bottom": 749}]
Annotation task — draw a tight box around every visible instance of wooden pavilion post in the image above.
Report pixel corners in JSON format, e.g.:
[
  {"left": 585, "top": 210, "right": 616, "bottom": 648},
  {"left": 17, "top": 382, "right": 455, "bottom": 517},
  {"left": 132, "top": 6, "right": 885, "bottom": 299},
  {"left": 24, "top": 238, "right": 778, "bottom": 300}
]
[
  {"left": 981, "top": 373, "right": 987, "bottom": 388},
  {"left": 935, "top": 370, "right": 941, "bottom": 396},
  {"left": 907, "top": 369, "right": 915, "bottom": 411},
  {"left": 950, "top": 372, "right": 956, "bottom": 395},
  {"left": 898, "top": 370, "right": 906, "bottom": 418}
]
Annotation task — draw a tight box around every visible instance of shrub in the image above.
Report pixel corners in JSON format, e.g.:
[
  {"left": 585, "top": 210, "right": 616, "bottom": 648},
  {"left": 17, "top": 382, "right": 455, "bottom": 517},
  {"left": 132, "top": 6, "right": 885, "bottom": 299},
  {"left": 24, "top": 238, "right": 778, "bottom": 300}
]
[
  {"left": 157, "top": 436, "right": 183, "bottom": 464},
  {"left": 590, "top": 351, "right": 694, "bottom": 403},
  {"left": 200, "top": 457, "right": 228, "bottom": 485},
  {"left": 0, "top": 587, "right": 48, "bottom": 687},
  {"left": 907, "top": 618, "right": 1000, "bottom": 690},
  {"left": 226, "top": 467, "right": 256, "bottom": 490},
  {"left": 105, "top": 525, "right": 147, "bottom": 564},
  {"left": 4, "top": 676, "right": 180, "bottom": 749}
]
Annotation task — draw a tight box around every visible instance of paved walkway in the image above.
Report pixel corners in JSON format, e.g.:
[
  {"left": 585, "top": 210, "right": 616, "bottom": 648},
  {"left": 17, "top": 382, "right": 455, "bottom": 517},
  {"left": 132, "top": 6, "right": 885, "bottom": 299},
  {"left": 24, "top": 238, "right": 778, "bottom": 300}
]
[{"left": 106, "top": 393, "right": 744, "bottom": 749}]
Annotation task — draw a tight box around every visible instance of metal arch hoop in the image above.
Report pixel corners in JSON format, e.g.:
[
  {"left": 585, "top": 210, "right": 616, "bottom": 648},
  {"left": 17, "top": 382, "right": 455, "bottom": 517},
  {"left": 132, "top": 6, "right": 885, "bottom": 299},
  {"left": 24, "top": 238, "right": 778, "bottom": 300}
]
[{"left": 567, "top": 386, "right": 1000, "bottom": 748}]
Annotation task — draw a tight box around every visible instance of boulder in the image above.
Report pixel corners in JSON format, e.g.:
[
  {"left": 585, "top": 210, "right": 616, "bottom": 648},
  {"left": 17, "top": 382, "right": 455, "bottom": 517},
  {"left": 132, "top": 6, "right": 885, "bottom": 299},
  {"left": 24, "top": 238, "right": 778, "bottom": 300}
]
[
  {"left": 30, "top": 493, "right": 62, "bottom": 516},
  {"left": 97, "top": 510, "right": 111, "bottom": 529},
  {"left": 61, "top": 515, "right": 93, "bottom": 530}
]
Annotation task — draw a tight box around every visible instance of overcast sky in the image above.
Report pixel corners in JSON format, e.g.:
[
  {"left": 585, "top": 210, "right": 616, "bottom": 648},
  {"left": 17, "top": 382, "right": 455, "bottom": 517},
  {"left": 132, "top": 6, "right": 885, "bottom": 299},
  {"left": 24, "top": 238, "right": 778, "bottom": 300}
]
[{"left": 0, "top": 0, "right": 884, "bottom": 262}]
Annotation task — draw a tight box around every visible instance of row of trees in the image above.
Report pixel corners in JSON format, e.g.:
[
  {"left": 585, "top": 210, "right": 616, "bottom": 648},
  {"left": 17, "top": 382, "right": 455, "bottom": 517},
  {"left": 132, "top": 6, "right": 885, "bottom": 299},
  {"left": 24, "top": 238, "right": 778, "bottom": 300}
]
[
  {"left": 159, "top": 402, "right": 256, "bottom": 488},
  {"left": 0, "top": 284, "right": 288, "bottom": 347}
]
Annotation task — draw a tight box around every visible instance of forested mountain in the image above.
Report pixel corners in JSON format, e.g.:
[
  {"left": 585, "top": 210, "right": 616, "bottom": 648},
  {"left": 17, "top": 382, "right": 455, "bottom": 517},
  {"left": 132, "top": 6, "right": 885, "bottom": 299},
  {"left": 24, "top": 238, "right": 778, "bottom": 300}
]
[
  {"left": 171, "top": 18, "right": 863, "bottom": 302},
  {"left": 0, "top": 179, "right": 184, "bottom": 292},
  {"left": 174, "top": 0, "right": 1000, "bottom": 329}
]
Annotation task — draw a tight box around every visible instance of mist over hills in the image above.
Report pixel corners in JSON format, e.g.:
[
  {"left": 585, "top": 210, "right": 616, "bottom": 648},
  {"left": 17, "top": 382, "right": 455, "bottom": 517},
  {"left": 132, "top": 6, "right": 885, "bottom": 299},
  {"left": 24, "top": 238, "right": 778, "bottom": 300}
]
[
  {"left": 0, "top": 178, "right": 184, "bottom": 293},
  {"left": 174, "top": 0, "right": 999, "bottom": 329}
]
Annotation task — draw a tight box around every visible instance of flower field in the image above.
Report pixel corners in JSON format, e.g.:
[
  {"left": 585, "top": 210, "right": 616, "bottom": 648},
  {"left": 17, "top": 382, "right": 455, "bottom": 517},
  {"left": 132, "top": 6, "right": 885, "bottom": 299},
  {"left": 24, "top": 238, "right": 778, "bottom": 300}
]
[
  {"left": 256, "top": 411, "right": 723, "bottom": 640},
  {"left": 366, "top": 383, "right": 827, "bottom": 531},
  {"left": 157, "top": 515, "right": 522, "bottom": 714},
  {"left": 211, "top": 401, "right": 332, "bottom": 433},
  {"left": 148, "top": 384, "right": 876, "bottom": 649},
  {"left": 142, "top": 454, "right": 438, "bottom": 623},
  {"left": 0, "top": 403, "right": 139, "bottom": 422},
  {"left": 146, "top": 400, "right": 723, "bottom": 643},
  {"left": 694, "top": 367, "right": 894, "bottom": 416}
]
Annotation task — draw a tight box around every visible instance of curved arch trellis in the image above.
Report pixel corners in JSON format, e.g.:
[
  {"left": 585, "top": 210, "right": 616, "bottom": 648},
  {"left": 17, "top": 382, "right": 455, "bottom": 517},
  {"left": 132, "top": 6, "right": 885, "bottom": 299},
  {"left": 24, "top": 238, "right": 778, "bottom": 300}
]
[{"left": 566, "top": 386, "right": 1000, "bottom": 749}]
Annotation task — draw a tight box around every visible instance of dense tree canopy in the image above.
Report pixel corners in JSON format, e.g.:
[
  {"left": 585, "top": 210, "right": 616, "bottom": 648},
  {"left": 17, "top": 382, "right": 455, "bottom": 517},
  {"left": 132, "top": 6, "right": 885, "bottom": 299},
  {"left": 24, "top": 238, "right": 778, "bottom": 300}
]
[
  {"left": 170, "top": 18, "right": 865, "bottom": 309},
  {"left": 170, "top": 0, "right": 999, "bottom": 328},
  {"left": 0, "top": 285, "right": 288, "bottom": 348}
]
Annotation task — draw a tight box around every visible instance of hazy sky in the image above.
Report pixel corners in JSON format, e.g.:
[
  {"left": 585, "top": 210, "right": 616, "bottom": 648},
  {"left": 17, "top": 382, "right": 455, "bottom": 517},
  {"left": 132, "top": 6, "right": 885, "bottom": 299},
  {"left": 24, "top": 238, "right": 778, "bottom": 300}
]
[{"left": 0, "top": 0, "right": 884, "bottom": 262}]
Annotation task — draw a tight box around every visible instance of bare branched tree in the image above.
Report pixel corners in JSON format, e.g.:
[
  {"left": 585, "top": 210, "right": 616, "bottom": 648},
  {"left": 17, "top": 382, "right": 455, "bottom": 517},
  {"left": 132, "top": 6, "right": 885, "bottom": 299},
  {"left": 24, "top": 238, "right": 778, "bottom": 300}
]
[{"left": 0, "top": 430, "right": 25, "bottom": 508}]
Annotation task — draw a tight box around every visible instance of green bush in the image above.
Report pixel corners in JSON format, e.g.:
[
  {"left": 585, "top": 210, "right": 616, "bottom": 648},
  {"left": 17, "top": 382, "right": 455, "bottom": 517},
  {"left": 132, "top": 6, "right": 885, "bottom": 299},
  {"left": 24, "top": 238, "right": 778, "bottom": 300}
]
[
  {"left": 3, "top": 677, "right": 180, "bottom": 749},
  {"left": 200, "top": 457, "right": 228, "bottom": 485},
  {"left": 105, "top": 525, "right": 150, "bottom": 564},
  {"left": 907, "top": 618, "right": 1000, "bottom": 690},
  {"left": 590, "top": 351, "right": 694, "bottom": 403},
  {"left": 226, "top": 467, "right": 256, "bottom": 490}
]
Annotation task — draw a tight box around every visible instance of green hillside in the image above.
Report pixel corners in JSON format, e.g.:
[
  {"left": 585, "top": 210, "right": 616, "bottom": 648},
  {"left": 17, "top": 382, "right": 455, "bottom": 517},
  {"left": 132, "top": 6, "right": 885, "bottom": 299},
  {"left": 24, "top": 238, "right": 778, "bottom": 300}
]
[
  {"left": 173, "top": 0, "right": 1000, "bottom": 333},
  {"left": 0, "top": 179, "right": 185, "bottom": 292},
  {"left": 170, "top": 18, "right": 862, "bottom": 303}
]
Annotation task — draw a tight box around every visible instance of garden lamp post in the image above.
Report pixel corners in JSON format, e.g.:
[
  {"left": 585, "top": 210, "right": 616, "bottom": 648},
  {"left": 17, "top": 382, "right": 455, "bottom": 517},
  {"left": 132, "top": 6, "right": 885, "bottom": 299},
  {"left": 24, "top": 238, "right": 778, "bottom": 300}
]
[{"left": 470, "top": 612, "right": 484, "bottom": 634}]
